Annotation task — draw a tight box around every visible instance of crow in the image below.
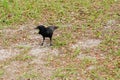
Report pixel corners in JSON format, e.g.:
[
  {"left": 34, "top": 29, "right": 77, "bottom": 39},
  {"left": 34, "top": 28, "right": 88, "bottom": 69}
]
[{"left": 35, "top": 25, "right": 58, "bottom": 46}]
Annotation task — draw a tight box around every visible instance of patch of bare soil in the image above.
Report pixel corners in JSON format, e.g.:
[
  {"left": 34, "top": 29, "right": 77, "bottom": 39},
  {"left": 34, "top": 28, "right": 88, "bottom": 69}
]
[
  {"left": 72, "top": 39, "right": 101, "bottom": 49},
  {"left": 0, "top": 24, "right": 60, "bottom": 80},
  {"left": 2, "top": 61, "right": 29, "bottom": 80},
  {"left": 0, "top": 48, "right": 20, "bottom": 61},
  {"left": 0, "top": 23, "right": 102, "bottom": 80},
  {"left": 77, "top": 53, "right": 96, "bottom": 60},
  {"left": 71, "top": 39, "right": 102, "bottom": 64}
]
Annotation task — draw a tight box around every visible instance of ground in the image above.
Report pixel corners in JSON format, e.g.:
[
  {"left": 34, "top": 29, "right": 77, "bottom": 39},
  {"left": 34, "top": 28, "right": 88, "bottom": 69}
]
[{"left": 0, "top": 0, "right": 120, "bottom": 80}]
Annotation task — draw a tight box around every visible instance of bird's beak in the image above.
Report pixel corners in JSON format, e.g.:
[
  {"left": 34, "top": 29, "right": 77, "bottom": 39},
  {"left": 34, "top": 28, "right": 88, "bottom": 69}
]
[
  {"left": 35, "top": 26, "right": 41, "bottom": 29},
  {"left": 54, "top": 26, "right": 58, "bottom": 29},
  {"left": 34, "top": 27, "right": 37, "bottom": 29}
]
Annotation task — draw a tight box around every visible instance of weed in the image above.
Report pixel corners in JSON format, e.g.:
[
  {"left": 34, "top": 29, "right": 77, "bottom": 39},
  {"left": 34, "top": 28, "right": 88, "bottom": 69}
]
[
  {"left": 0, "top": 69, "right": 4, "bottom": 77},
  {"left": 115, "top": 49, "right": 120, "bottom": 56},
  {"left": 51, "top": 66, "right": 77, "bottom": 80},
  {"left": 2, "top": 38, "right": 9, "bottom": 47},
  {"left": 72, "top": 47, "right": 81, "bottom": 58},
  {"left": 54, "top": 32, "right": 72, "bottom": 47},
  {"left": 16, "top": 45, "right": 30, "bottom": 49},
  {"left": 22, "top": 71, "right": 39, "bottom": 79},
  {"left": 14, "top": 54, "right": 33, "bottom": 61}
]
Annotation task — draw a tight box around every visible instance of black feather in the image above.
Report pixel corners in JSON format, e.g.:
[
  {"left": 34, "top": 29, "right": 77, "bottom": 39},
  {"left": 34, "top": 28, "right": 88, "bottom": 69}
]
[{"left": 35, "top": 25, "right": 58, "bottom": 46}]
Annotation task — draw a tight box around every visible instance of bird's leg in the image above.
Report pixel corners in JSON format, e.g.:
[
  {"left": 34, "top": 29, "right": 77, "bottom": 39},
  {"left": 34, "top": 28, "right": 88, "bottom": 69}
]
[
  {"left": 50, "top": 37, "right": 53, "bottom": 46},
  {"left": 41, "top": 37, "right": 45, "bottom": 46}
]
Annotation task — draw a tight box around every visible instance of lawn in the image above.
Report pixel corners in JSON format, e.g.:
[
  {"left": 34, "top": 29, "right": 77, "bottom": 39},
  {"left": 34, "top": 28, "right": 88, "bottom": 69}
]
[{"left": 0, "top": 0, "right": 120, "bottom": 80}]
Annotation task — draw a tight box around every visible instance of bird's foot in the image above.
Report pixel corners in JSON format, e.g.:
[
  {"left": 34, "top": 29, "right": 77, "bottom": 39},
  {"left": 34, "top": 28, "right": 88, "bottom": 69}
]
[
  {"left": 50, "top": 44, "right": 53, "bottom": 46},
  {"left": 40, "top": 43, "right": 43, "bottom": 46}
]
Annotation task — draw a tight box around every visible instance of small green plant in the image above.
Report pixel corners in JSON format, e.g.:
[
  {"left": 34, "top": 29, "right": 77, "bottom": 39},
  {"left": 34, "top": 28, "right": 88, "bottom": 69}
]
[
  {"left": 15, "top": 55, "right": 33, "bottom": 61},
  {"left": 2, "top": 38, "right": 9, "bottom": 47},
  {"left": 114, "top": 49, "right": 120, "bottom": 56},
  {"left": 72, "top": 47, "right": 81, "bottom": 58},
  {"left": 16, "top": 45, "right": 31, "bottom": 49},
  {"left": 51, "top": 66, "right": 77, "bottom": 80},
  {"left": 0, "top": 69, "right": 4, "bottom": 77},
  {"left": 22, "top": 71, "right": 39, "bottom": 79},
  {"left": 54, "top": 32, "right": 72, "bottom": 47}
]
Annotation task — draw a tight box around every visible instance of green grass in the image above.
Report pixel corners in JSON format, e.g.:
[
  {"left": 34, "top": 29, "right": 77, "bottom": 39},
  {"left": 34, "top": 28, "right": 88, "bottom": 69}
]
[
  {"left": 51, "top": 66, "right": 78, "bottom": 80},
  {"left": 0, "top": 0, "right": 120, "bottom": 80},
  {"left": 0, "top": 69, "right": 4, "bottom": 77},
  {"left": 0, "top": 0, "right": 117, "bottom": 27},
  {"left": 71, "top": 47, "right": 81, "bottom": 58},
  {"left": 22, "top": 71, "right": 39, "bottom": 79}
]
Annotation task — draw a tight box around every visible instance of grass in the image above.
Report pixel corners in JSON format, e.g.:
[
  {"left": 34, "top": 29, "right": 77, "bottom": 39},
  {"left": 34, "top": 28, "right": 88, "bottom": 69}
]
[
  {"left": 0, "top": 0, "right": 116, "bottom": 27},
  {"left": 51, "top": 66, "right": 78, "bottom": 80},
  {"left": 0, "top": 0, "right": 120, "bottom": 80},
  {"left": 21, "top": 71, "right": 39, "bottom": 79},
  {"left": 71, "top": 47, "right": 81, "bottom": 58},
  {"left": 0, "top": 69, "right": 4, "bottom": 77}
]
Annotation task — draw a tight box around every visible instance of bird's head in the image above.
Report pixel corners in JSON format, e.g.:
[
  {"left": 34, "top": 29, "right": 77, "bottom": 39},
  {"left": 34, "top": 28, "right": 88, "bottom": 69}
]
[
  {"left": 35, "top": 25, "right": 45, "bottom": 30},
  {"left": 54, "top": 26, "right": 58, "bottom": 30}
]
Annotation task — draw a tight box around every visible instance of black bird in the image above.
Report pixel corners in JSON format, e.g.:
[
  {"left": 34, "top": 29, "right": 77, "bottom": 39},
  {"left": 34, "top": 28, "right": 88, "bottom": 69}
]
[{"left": 35, "top": 25, "right": 58, "bottom": 46}]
